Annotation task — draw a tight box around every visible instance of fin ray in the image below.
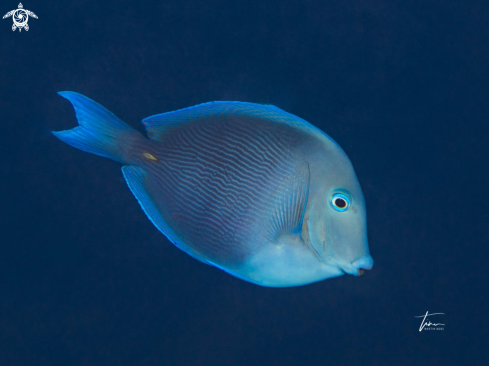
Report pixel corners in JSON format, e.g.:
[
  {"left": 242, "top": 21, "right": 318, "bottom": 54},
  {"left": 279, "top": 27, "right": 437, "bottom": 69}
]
[
  {"left": 265, "top": 162, "right": 310, "bottom": 242},
  {"left": 52, "top": 92, "right": 135, "bottom": 163},
  {"left": 122, "top": 165, "right": 209, "bottom": 264},
  {"left": 142, "top": 101, "right": 322, "bottom": 141}
]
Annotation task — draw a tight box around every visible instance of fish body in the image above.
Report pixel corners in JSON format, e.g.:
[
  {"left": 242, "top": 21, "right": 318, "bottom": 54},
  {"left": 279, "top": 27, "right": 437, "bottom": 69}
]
[{"left": 53, "top": 92, "right": 373, "bottom": 287}]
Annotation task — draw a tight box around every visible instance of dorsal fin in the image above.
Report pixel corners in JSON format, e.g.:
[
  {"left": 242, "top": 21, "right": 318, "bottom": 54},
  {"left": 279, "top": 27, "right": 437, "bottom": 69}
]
[{"left": 141, "top": 101, "right": 322, "bottom": 141}]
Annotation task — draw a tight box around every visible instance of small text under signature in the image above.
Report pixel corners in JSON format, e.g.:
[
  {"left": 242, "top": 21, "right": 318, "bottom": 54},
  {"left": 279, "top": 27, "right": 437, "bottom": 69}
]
[{"left": 414, "top": 311, "right": 445, "bottom": 332}]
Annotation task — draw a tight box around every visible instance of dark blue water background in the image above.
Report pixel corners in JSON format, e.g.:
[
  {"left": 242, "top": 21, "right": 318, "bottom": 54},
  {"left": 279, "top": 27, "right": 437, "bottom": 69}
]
[{"left": 1, "top": 0, "right": 488, "bottom": 364}]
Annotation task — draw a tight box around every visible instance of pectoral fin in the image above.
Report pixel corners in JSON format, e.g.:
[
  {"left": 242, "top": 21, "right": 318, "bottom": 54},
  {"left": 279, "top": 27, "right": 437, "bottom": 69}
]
[{"left": 265, "top": 161, "right": 310, "bottom": 242}]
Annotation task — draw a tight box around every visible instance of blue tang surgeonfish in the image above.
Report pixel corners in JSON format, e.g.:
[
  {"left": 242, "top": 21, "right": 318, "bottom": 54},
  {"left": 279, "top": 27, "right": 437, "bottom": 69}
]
[{"left": 53, "top": 92, "right": 373, "bottom": 287}]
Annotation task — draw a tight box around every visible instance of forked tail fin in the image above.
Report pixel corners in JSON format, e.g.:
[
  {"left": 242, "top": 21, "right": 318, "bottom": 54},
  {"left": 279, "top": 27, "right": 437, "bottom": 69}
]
[{"left": 52, "top": 92, "right": 138, "bottom": 164}]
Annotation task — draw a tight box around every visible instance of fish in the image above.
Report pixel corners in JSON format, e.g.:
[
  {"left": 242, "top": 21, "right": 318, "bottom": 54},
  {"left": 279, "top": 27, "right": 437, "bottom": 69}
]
[{"left": 53, "top": 92, "right": 373, "bottom": 287}]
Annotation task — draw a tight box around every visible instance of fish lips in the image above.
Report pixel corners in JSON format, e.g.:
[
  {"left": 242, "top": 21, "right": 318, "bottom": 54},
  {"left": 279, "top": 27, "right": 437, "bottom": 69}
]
[
  {"left": 351, "top": 255, "right": 374, "bottom": 276},
  {"left": 324, "top": 254, "right": 374, "bottom": 277}
]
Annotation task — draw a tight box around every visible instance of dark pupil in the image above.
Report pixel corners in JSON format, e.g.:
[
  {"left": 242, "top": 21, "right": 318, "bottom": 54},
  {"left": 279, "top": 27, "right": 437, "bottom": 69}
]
[{"left": 335, "top": 198, "right": 347, "bottom": 208}]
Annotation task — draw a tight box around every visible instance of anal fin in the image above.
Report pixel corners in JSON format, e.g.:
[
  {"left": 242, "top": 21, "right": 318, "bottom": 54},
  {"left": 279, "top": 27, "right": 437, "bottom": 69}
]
[{"left": 121, "top": 165, "right": 209, "bottom": 264}]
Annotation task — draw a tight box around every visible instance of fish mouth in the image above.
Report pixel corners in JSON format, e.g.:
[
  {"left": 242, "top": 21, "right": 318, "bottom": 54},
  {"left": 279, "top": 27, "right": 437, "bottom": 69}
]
[
  {"left": 351, "top": 255, "right": 374, "bottom": 276},
  {"left": 322, "top": 255, "right": 374, "bottom": 277},
  {"left": 301, "top": 223, "right": 373, "bottom": 277}
]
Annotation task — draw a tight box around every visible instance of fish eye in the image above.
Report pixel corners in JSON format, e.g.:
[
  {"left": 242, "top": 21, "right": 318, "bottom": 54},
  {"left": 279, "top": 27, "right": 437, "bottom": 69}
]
[{"left": 330, "top": 193, "right": 350, "bottom": 212}]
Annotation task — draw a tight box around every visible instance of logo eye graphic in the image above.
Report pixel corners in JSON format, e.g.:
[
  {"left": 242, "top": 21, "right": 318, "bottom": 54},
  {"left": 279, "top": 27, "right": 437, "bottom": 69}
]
[{"left": 330, "top": 193, "right": 350, "bottom": 212}]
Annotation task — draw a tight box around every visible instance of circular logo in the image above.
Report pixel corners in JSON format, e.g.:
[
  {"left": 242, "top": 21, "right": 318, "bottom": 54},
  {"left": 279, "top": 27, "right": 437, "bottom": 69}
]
[{"left": 12, "top": 9, "right": 28, "bottom": 28}]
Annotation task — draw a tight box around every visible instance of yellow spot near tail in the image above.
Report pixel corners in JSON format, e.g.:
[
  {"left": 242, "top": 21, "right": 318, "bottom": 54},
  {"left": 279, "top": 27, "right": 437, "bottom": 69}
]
[{"left": 142, "top": 152, "right": 158, "bottom": 162}]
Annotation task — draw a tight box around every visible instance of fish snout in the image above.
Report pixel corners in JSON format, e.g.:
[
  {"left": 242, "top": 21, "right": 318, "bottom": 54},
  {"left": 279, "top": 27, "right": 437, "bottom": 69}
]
[{"left": 351, "top": 255, "right": 374, "bottom": 276}]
